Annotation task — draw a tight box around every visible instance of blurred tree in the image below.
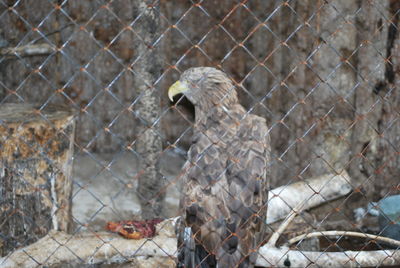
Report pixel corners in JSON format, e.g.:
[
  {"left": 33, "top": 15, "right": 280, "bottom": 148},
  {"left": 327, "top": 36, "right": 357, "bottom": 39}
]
[{"left": 133, "top": 0, "right": 164, "bottom": 219}]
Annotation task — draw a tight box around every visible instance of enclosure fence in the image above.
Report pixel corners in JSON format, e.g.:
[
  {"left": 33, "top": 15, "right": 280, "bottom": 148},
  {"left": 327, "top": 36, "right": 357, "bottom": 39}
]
[{"left": 1, "top": 0, "right": 400, "bottom": 267}]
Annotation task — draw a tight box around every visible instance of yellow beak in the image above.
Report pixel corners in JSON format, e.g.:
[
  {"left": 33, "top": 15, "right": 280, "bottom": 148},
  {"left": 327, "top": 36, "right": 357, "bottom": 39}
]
[{"left": 168, "top": 81, "right": 188, "bottom": 102}]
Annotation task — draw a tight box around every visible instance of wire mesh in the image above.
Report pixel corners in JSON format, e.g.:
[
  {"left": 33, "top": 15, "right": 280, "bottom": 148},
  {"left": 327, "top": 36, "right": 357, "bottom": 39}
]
[{"left": 0, "top": 0, "right": 399, "bottom": 267}]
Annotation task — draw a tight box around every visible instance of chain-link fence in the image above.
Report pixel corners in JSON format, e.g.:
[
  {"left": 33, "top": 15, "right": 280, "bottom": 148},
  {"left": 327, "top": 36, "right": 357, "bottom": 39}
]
[{"left": 1, "top": 0, "right": 400, "bottom": 267}]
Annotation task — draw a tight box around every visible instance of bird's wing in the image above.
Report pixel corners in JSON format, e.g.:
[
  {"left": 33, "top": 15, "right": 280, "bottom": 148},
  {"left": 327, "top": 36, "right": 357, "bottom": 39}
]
[
  {"left": 181, "top": 106, "right": 270, "bottom": 268},
  {"left": 221, "top": 113, "right": 270, "bottom": 266}
]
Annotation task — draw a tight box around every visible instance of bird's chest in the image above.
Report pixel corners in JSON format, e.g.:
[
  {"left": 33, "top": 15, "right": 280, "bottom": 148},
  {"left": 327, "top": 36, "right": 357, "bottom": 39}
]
[{"left": 186, "top": 128, "right": 240, "bottom": 191}]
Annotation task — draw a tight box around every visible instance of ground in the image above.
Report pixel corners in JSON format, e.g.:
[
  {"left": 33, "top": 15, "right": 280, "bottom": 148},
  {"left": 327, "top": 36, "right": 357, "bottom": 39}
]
[
  {"left": 71, "top": 149, "right": 185, "bottom": 231},
  {"left": 71, "top": 149, "right": 384, "bottom": 252}
]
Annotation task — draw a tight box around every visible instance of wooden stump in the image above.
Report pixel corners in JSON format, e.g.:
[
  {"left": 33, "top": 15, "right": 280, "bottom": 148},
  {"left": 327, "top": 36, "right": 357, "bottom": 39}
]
[{"left": 0, "top": 104, "right": 76, "bottom": 256}]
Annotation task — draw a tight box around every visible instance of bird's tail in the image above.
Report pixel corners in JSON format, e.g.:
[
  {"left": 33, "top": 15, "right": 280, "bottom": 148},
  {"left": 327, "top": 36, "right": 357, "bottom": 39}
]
[
  {"left": 217, "top": 250, "right": 254, "bottom": 268},
  {"left": 178, "top": 227, "right": 216, "bottom": 268}
]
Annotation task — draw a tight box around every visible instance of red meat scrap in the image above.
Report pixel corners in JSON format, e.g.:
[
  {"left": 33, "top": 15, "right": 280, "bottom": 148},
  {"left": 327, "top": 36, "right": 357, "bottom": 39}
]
[{"left": 106, "top": 219, "right": 163, "bottom": 239}]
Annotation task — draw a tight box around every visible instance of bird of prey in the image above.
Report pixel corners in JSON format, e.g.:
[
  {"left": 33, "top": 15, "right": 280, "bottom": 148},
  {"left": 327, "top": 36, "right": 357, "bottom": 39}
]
[{"left": 168, "top": 67, "right": 270, "bottom": 268}]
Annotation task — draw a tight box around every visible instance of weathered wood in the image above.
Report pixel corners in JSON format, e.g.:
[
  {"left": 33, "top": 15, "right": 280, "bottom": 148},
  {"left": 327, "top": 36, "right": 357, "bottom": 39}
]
[
  {"left": 350, "top": 0, "right": 389, "bottom": 197},
  {"left": 0, "top": 218, "right": 178, "bottom": 268},
  {"left": 2, "top": 217, "right": 399, "bottom": 268},
  {"left": 267, "top": 171, "right": 353, "bottom": 224},
  {"left": 0, "top": 104, "right": 76, "bottom": 256},
  {"left": 256, "top": 246, "right": 400, "bottom": 267}
]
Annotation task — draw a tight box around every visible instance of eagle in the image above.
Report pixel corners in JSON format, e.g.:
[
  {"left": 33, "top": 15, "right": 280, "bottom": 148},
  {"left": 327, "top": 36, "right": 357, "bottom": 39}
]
[{"left": 168, "top": 67, "right": 270, "bottom": 268}]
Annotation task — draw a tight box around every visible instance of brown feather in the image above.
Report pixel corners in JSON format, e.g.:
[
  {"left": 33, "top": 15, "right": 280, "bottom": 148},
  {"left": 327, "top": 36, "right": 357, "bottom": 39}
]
[{"left": 178, "top": 67, "right": 270, "bottom": 268}]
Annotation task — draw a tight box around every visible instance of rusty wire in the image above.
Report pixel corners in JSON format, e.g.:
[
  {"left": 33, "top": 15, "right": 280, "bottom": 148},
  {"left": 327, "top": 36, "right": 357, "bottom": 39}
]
[{"left": 0, "top": 0, "right": 399, "bottom": 267}]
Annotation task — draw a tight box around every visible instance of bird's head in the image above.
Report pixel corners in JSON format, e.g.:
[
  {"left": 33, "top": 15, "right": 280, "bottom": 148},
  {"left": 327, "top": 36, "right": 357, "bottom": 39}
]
[{"left": 168, "top": 67, "right": 238, "bottom": 109}]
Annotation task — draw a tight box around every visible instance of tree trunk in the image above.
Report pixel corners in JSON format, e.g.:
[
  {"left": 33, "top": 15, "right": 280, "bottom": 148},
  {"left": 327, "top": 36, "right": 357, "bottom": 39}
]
[
  {"left": 0, "top": 104, "right": 75, "bottom": 256},
  {"left": 133, "top": 1, "right": 164, "bottom": 219},
  {"left": 349, "top": 0, "right": 389, "bottom": 197},
  {"left": 375, "top": 0, "right": 400, "bottom": 198}
]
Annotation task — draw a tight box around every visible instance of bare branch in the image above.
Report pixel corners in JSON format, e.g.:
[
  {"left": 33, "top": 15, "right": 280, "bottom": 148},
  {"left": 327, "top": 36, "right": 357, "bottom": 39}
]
[
  {"left": 0, "top": 44, "right": 55, "bottom": 57},
  {"left": 265, "top": 171, "right": 354, "bottom": 247},
  {"left": 267, "top": 171, "right": 353, "bottom": 224},
  {"left": 266, "top": 203, "right": 302, "bottom": 247},
  {"left": 287, "top": 230, "right": 400, "bottom": 248},
  {"left": 257, "top": 246, "right": 400, "bottom": 267}
]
